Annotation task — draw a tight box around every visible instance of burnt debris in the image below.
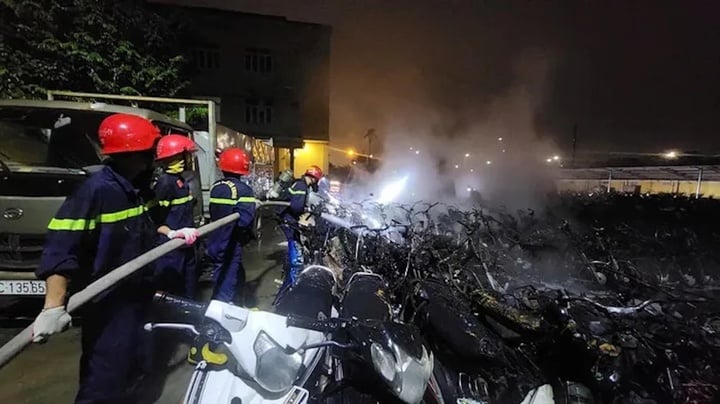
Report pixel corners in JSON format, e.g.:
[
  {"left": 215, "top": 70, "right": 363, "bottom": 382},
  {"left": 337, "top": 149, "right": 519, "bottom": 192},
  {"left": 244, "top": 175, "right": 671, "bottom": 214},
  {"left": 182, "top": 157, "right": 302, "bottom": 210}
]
[{"left": 310, "top": 192, "right": 720, "bottom": 403}]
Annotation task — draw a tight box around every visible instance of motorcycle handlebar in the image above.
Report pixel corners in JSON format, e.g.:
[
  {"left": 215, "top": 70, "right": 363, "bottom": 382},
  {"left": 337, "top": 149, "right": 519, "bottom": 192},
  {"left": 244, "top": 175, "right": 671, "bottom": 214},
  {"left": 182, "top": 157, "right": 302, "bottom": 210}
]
[
  {"left": 286, "top": 315, "right": 343, "bottom": 332},
  {"left": 152, "top": 291, "right": 206, "bottom": 320}
]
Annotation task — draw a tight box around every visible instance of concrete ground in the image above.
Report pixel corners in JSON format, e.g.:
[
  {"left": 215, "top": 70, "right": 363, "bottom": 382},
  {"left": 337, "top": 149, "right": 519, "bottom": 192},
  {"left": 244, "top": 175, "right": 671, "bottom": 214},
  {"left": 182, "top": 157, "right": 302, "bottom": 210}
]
[{"left": 0, "top": 223, "right": 287, "bottom": 403}]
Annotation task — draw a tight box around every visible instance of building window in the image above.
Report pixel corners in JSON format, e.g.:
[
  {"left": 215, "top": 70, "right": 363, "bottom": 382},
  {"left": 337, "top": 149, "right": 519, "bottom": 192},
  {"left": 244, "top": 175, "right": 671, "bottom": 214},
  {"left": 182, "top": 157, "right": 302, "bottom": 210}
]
[
  {"left": 245, "top": 100, "right": 273, "bottom": 125},
  {"left": 191, "top": 48, "right": 220, "bottom": 69},
  {"left": 244, "top": 48, "right": 273, "bottom": 73}
]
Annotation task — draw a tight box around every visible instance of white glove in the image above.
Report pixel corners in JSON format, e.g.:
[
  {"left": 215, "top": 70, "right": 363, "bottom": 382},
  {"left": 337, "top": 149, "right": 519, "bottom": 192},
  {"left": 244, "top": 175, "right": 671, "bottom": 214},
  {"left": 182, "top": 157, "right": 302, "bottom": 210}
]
[
  {"left": 298, "top": 213, "right": 315, "bottom": 228},
  {"left": 167, "top": 228, "right": 199, "bottom": 245},
  {"left": 32, "top": 306, "right": 72, "bottom": 343}
]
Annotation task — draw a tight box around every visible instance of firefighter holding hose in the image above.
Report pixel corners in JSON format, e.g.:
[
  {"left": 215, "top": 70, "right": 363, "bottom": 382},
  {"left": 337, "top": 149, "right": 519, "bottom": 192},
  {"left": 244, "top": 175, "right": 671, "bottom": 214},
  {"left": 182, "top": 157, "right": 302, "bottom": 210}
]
[
  {"left": 275, "top": 165, "right": 324, "bottom": 298},
  {"left": 30, "top": 114, "right": 199, "bottom": 403},
  {"left": 206, "top": 148, "right": 257, "bottom": 304},
  {"left": 150, "top": 134, "right": 200, "bottom": 298}
]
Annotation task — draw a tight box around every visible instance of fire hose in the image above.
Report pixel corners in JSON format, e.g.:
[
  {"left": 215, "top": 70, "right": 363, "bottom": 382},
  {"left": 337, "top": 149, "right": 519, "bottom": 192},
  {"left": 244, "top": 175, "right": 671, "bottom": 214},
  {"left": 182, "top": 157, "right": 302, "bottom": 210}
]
[{"left": 0, "top": 201, "right": 290, "bottom": 369}]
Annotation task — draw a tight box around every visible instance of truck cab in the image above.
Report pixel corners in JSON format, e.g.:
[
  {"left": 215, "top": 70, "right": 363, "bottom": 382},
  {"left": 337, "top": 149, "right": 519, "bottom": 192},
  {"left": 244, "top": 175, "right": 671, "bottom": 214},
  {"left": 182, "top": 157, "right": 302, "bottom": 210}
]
[{"left": 0, "top": 99, "right": 200, "bottom": 304}]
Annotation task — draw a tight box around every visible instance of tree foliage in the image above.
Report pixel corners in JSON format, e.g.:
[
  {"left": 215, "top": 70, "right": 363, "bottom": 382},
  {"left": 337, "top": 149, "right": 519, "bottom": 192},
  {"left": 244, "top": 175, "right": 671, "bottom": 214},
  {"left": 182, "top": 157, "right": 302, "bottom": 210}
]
[
  {"left": 165, "top": 105, "right": 209, "bottom": 130},
  {"left": 0, "top": 0, "right": 189, "bottom": 99}
]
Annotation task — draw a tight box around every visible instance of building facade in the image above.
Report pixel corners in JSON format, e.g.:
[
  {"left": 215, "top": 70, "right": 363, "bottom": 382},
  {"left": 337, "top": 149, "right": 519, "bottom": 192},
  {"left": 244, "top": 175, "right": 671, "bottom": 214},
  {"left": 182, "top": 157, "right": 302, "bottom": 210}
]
[{"left": 157, "top": 4, "right": 331, "bottom": 176}]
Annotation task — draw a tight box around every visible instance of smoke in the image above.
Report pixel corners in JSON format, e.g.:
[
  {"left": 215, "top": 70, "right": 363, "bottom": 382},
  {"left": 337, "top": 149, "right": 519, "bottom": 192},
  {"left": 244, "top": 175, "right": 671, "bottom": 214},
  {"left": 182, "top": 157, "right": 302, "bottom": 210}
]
[
  {"left": 345, "top": 48, "right": 561, "bottom": 210},
  {"left": 151, "top": 0, "right": 567, "bottom": 209}
]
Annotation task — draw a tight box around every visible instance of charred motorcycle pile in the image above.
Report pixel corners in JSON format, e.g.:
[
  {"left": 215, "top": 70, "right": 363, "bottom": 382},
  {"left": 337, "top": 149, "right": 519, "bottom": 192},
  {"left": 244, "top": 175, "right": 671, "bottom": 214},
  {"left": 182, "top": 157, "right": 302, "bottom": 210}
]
[
  {"left": 145, "top": 192, "right": 720, "bottom": 403},
  {"left": 316, "top": 193, "right": 720, "bottom": 403}
]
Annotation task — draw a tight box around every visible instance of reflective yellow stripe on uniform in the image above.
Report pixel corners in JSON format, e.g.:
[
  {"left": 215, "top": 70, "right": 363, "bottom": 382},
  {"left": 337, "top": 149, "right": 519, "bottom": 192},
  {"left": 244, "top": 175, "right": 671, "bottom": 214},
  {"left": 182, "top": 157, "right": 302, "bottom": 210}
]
[
  {"left": 211, "top": 180, "right": 238, "bottom": 200},
  {"left": 158, "top": 195, "right": 193, "bottom": 207},
  {"left": 209, "top": 197, "right": 257, "bottom": 205},
  {"left": 288, "top": 188, "right": 306, "bottom": 195},
  {"left": 47, "top": 204, "right": 149, "bottom": 231},
  {"left": 47, "top": 218, "right": 97, "bottom": 231},
  {"left": 98, "top": 205, "right": 147, "bottom": 223}
]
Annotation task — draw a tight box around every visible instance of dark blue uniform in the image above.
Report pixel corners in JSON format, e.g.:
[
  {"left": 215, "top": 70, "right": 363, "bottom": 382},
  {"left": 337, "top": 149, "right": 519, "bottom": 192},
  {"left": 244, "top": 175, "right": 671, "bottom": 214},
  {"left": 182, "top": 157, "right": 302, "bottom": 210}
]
[
  {"left": 276, "top": 179, "right": 308, "bottom": 300},
  {"left": 207, "top": 177, "right": 256, "bottom": 303},
  {"left": 37, "top": 165, "right": 155, "bottom": 404},
  {"left": 150, "top": 172, "right": 197, "bottom": 298},
  {"left": 281, "top": 179, "right": 308, "bottom": 225}
]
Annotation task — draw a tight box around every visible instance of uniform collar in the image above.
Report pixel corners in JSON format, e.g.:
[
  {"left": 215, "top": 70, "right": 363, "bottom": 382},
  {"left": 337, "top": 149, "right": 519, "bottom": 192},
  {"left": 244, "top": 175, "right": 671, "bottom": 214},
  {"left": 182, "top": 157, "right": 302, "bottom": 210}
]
[{"left": 101, "top": 165, "right": 138, "bottom": 196}]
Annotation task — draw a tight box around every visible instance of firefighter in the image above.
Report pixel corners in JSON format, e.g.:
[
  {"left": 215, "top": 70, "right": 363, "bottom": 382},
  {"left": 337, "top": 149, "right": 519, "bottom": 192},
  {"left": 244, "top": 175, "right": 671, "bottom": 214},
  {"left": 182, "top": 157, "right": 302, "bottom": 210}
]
[
  {"left": 206, "top": 147, "right": 257, "bottom": 304},
  {"left": 31, "top": 114, "right": 199, "bottom": 403},
  {"left": 151, "top": 134, "right": 200, "bottom": 298},
  {"left": 276, "top": 165, "right": 324, "bottom": 297}
]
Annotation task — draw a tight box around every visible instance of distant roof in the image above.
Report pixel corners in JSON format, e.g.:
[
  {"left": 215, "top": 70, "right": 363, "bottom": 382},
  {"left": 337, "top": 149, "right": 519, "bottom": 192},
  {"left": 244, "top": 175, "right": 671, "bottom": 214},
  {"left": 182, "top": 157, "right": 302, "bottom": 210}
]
[
  {"left": 150, "top": 2, "right": 330, "bottom": 29},
  {"left": 559, "top": 165, "right": 720, "bottom": 181},
  {"left": 0, "top": 99, "right": 193, "bottom": 131},
  {"left": 571, "top": 154, "right": 720, "bottom": 168}
]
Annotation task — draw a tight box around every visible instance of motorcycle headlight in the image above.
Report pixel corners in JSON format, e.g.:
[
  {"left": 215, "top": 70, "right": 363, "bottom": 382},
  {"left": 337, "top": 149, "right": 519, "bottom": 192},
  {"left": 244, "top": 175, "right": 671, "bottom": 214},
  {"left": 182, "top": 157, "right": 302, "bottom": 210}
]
[
  {"left": 370, "top": 341, "right": 434, "bottom": 404},
  {"left": 371, "top": 342, "right": 397, "bottom": 382},
  {"left": 253, "top": 331, "right": 302, "bottom": 393}
]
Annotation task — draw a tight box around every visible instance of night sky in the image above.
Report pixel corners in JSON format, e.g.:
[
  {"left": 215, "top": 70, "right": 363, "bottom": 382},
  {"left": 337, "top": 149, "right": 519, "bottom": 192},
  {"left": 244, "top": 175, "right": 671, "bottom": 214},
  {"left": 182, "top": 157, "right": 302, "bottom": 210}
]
[{"left": 161, "top": 0, "right": 720, "bottom": 159}]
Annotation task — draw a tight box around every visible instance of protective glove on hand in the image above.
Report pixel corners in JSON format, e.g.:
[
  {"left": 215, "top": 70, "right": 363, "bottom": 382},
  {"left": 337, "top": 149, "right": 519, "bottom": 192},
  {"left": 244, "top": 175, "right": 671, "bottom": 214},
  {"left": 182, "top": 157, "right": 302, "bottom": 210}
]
[
  {"left": 167, "top": 228, "right": 200, "bottom": 245},
  {"left": 298, "top": 213, "right": 316, "bottom": 228},
  {"left": 32, "top": 306, "right": 72, "bottom": 343}
]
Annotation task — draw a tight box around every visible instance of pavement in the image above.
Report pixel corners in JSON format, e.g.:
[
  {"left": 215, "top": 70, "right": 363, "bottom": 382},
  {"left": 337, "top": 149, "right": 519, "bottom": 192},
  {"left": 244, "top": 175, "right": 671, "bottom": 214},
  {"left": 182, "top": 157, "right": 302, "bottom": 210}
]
[{"left": 0, "top": 222, "right": 288, "bottom": 403}]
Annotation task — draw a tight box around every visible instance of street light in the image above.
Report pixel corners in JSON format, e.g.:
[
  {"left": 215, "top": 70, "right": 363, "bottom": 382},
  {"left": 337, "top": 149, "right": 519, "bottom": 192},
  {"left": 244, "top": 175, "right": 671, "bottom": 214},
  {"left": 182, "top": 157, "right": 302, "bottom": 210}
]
[
  {"left": 664, "top": 150, "right": 679, "bottom": 159},
  {"left": 347, "top": 149, "right": 355, "bottom": 157},
  {"left": 464, "top": 153, "right": 470, "bottom": 158},
  {"left": 454, "top": 164, "right": 459, "bottom": 169},
  {"left": 553, "top": 155, "right": 560, "bottom": 161},
  {"left": 415, "top": 150, "right": 420, "bottom": 155},
  {"left": 470, "top": 168, "right": 474, "bottom": 172},
  {"left": 498, "top": 137, "right": 503, "bottom": 142},
  {"left": 486, "top": 160, "right": 492, "bottom": 165},
  {"left": 546, "top": 158, "right": 552, "bottom": 163}
]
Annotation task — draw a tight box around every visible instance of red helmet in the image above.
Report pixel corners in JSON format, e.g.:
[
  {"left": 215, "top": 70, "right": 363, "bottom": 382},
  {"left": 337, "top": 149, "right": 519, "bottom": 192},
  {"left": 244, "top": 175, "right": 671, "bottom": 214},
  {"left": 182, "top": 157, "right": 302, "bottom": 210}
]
[
  {"left": 305, "top": 165, "right": 324, "bottom": 180},
  {"left": 98, "top": 114, "right": 160, "bottom": 155},
  {"left": 155, "top": 134, "right": 197, "bottom": 160},
  {"left": 218, "top": 148, "right": 251, "bottom": 175}
]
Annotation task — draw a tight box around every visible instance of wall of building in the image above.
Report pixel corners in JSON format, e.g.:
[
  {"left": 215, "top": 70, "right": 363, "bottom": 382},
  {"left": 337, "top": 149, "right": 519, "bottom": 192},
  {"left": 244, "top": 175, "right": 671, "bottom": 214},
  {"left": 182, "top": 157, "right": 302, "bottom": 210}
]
[
  {"left": 159, "top": 5, "right": 331, "bottom": 159},
  {"left": 292, "top": 140, "right": 329, "bottom": 178},
  {"left": 556, "top": 179, "right": 720, "bottom": 197},
  {"left": 275, "top": 148, "right": 292, "bottom": 174}
]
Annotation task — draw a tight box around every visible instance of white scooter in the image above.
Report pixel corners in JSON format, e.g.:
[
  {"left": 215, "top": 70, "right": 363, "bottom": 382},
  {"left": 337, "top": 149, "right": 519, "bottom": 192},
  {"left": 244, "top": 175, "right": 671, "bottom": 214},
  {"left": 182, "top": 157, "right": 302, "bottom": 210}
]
[
  {"left": 145, "top": 266, "right": 436, "bottom": 404},
  {"left": 146, "top": 265, "right": 337, "bottom": 404}
]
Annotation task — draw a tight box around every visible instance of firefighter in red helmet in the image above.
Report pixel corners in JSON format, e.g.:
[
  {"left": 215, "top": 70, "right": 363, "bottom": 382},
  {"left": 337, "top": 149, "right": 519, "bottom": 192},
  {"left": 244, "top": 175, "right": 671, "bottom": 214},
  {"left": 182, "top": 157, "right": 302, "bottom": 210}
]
[
  {"left": 151, "top": 134, "right": 200, "bottom": 298},
  {"left": 32, "top": 114, "right": 199, "bottom": 403},
  {"left": 205, "top": 148, "right": 257, "bottom": 304},
  {"left": 273, "top": 165, "right": 324, "bottom": 304}
]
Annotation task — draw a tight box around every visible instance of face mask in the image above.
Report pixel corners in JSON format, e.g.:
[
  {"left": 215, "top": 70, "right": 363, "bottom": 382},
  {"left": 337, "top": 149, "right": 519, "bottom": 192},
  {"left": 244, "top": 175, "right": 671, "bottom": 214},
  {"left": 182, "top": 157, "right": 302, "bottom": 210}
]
[{"left": 166, "top": 157, "right": 185, "bottom": 174}]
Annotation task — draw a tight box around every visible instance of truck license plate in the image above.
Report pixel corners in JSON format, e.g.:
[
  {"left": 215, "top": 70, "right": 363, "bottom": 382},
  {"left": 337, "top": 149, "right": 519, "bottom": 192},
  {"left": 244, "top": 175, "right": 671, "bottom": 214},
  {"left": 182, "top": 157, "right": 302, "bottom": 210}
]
[{"left": 0, "top": 280, "right": 46, "bottom": 295}]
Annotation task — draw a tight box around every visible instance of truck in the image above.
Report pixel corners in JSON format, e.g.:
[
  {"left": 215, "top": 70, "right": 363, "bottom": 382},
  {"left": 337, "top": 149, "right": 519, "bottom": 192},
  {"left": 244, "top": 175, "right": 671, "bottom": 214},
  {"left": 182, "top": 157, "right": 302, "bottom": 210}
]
[
  {"left": 45, "top": 91, "right": 276, "bottom": 215},
  {"left": 0, "top": 92, "right": 275, "bottom": 311}
]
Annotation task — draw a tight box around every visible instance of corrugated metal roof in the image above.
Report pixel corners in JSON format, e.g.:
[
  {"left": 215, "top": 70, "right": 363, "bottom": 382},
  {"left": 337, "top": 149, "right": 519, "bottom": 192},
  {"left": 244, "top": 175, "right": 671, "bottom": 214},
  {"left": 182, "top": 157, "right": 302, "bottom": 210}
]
[
  {"left": 558, "top": 165, "right": 720, "bottom": 181},
  {"left": 0, "top": 99, "right": 193, "bottom": 131}
]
